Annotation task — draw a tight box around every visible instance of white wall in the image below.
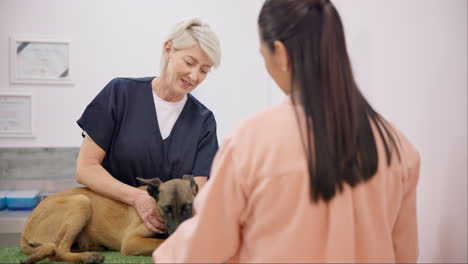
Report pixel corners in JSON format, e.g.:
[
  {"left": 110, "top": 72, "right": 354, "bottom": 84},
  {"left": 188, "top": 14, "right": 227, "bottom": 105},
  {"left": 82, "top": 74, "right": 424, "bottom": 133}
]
[{"left": 1, "top": 0, "right": 467, "bottom": 263}]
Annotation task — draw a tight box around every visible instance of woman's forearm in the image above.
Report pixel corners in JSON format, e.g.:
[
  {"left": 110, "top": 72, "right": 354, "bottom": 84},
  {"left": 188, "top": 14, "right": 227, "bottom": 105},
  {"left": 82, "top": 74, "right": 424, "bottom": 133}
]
[
  {"left": 194, "top": 176, "right": 208, "bottom": 190},
  {"left": 76, "top": 164, "right": 145, "bottom": 206}
]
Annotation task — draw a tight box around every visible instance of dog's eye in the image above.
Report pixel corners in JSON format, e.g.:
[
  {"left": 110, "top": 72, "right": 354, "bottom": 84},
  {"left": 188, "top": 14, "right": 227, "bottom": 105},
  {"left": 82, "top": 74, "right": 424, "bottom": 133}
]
[
  {"left": 183, "top": 204, "right": 192, "bottom": 212},
  {"left": 164, "top": 206, "right": 172, "bottom": 214}
]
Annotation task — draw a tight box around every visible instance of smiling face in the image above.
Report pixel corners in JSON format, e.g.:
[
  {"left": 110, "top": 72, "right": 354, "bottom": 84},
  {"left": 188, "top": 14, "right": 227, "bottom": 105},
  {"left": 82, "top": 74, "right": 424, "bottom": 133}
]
[{"left": 161, "top": 41, "right": 213, "bottom": 97}]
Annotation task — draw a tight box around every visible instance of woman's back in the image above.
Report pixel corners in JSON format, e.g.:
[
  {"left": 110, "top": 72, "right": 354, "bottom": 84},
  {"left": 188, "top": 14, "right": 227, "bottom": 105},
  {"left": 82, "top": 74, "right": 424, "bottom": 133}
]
[{"left": 224, "top": 98, "right": 419, "bottom": 263}]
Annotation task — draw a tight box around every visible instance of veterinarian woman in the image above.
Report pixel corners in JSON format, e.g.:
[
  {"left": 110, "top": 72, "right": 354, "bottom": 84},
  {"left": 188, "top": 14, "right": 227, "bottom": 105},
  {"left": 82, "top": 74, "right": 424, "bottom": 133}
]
[
  {"left": 76, "top": 17, "right": 221, "bottom": 234},
  {"left": 153, "top": 0, "right": 420, "bottom": 262}
]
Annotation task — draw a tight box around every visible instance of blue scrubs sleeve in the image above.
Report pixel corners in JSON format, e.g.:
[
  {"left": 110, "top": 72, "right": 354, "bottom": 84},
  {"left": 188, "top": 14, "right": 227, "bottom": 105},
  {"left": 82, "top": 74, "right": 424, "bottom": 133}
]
[
  {"left": 192, "top": 113, "right": 218, "bottom": 178},
  {"left": 76, "top": 79, "right": 118, "bottom": 152}
]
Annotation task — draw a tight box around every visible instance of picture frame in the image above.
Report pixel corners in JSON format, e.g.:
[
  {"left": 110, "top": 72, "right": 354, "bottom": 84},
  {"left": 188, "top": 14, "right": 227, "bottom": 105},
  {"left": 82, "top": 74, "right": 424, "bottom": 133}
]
[
  {"left": 0, "top": 93, "right": 35, "bottom": 138},
  {"left": 10, "top": 36, "right": 72, "bottom": 85}
]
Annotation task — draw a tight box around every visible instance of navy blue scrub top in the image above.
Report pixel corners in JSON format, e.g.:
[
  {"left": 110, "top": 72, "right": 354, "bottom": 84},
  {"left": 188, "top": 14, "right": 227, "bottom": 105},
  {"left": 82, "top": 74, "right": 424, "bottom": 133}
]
[{"left": 77, "top": 77, "right": 219, "bottom": 187}]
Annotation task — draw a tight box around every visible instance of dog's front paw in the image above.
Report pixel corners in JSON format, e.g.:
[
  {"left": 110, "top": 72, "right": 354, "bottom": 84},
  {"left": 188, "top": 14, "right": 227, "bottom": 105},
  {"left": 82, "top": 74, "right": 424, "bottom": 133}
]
[
  {"left": 82, "top": 253, "right": 105, "bottom": 264},
  {"left": 20, "top": 257, "right": 35, "bottom": 264}
]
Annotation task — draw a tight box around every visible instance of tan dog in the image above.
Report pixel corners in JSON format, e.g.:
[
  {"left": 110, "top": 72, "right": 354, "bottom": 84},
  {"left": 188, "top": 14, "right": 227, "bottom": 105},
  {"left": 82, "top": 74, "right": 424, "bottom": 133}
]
[{"left": 20, "top": 175, "right": 198, "bottom": 264}]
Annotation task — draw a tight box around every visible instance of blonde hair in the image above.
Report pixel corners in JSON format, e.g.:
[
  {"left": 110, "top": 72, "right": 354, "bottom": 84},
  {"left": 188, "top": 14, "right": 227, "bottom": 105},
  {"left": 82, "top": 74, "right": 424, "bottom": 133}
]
[{"left": 160, "top": 17, "right": 221, "bottom": 73}]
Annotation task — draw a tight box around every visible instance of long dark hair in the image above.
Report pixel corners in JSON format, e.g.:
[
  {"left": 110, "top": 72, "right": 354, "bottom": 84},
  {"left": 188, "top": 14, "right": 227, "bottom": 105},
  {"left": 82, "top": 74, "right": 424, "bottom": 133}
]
[{"left": 258, "top": 0, "right": 401, "bottom": 202}]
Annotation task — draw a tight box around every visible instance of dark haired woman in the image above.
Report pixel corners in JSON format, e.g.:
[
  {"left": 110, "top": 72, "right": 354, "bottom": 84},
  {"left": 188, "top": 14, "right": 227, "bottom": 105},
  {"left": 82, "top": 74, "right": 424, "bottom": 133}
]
[{"left": 153, "top": 0, "right": 420, "bottom": 263}]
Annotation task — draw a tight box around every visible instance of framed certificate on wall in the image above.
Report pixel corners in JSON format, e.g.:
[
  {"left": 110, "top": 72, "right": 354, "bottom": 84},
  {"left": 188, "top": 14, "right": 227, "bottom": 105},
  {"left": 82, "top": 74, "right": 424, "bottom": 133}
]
[
  {"left": 10, "top": 36, "right": 72, "bottom": 85},
  {"left": 0, "top": 93, "right": 35, "bottom": 137}
]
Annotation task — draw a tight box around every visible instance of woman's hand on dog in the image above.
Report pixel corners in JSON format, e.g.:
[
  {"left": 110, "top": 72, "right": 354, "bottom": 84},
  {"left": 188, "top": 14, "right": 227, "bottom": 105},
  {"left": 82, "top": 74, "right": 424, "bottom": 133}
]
[{"left": 133, "top": 191, "right": 166, "bottom": 233}]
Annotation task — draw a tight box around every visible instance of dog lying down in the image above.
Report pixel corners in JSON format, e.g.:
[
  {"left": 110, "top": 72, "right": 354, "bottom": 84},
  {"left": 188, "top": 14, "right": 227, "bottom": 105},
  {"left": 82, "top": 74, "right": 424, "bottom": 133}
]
[{"left": 20, "top": 175, "right": 198, "bottom": 264}]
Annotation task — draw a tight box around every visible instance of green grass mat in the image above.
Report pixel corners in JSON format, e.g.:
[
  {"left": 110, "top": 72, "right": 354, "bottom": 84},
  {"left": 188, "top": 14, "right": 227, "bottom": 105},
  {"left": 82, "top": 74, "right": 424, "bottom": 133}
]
[{"left": 0, "top": 247, "right": 153, "bottom": 263}]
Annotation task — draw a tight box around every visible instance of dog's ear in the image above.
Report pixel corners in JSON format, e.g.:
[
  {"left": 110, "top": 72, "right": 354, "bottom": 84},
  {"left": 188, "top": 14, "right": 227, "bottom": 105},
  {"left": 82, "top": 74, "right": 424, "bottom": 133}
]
[
  {"left": 136, "top": 177, "right": 162, "bottom": 200},
  {"left": 182, "top": 175, "right": 198, "bottom": 195}
]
